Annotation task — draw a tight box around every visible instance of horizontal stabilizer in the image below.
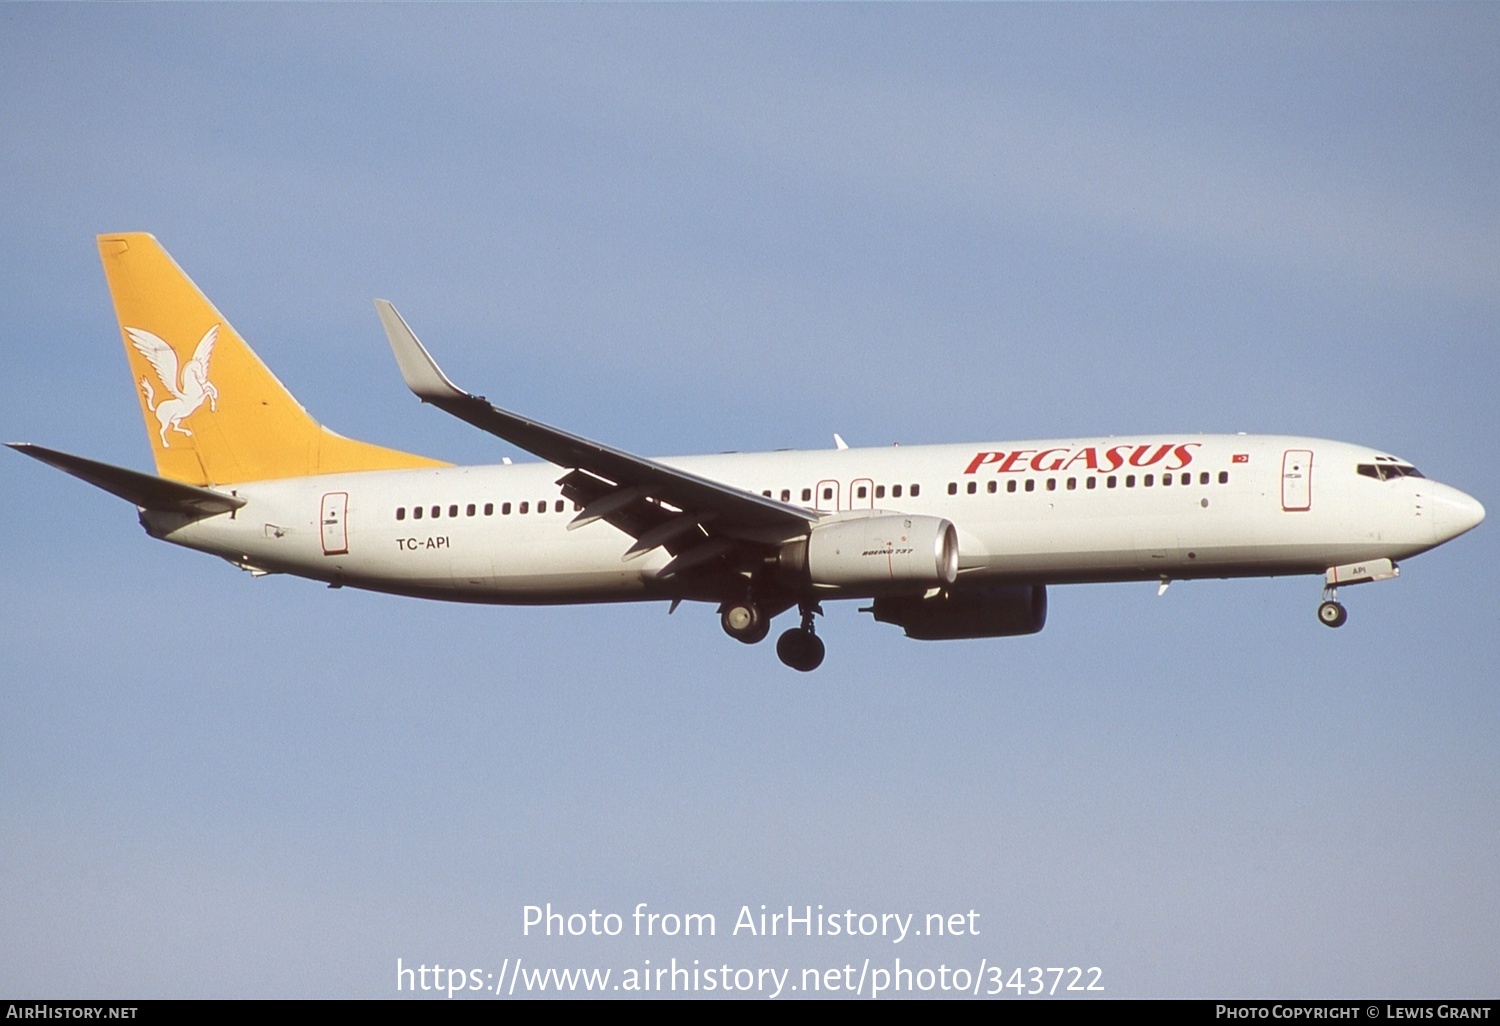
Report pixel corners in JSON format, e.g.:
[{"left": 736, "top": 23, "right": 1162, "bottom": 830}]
[{"left": 7, "top": 443, "right": 246, "bottom": 516}]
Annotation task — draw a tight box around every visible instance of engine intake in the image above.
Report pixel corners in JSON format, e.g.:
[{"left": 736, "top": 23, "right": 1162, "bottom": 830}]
[{"left": 779, "top": 514, "right": 958, "bottom": 591}]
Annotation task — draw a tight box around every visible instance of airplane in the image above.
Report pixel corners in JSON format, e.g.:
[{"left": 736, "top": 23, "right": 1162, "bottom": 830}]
[{"left": 9, "top": 233, "right": 1487, "bottom": 671}]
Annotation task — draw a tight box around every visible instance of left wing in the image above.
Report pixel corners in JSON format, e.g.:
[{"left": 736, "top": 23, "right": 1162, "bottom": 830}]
[{"left": 376, "top": 300, "right": 817, "bottom": 544}]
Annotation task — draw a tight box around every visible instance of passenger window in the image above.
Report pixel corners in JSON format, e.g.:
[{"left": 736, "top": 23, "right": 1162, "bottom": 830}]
[
  {"left": 802, "top": 488, "right": 812, "bottom": 502},
  {"left": 1163, "top": 473, "right": 1172, "bottom": 487},
  {"left": 1200, "top": 472, "right": 1210, "bottom": 485},
  {"left": 948, "top": 482, "right": 958, "bottom": 495},
  {"left": 911, "top": 484, "right": 920, "bottom": 497},
  {"left": 1180, "top": 473, "right": 1190, "bottom": 485},
  {"left": 413, "top": 506, "right": 423, "bottom": 519},
  {"left": 857, "top": 485, "right": 868, "bottom": 499},
  {"left": 1007, "top": 480, "right": 1017, "bottom": 493},
  {"left": 987, "top": 481, "right": 997, "bottom": 494},
  {"left": 781, "top": 489, "right": 791, "bottom": 502},
  {"left": 502, "top": 502, "right": 512, "bottom": 515},
  {"left": 449, "top": 505, "right": 458, "bottom": 518},
  {"left": 1218, "top": 471, "right": 1228, "bottom": 484},
  {"left": 874, "top": 485, "right": 885, "bottom": 499},
  {"left": 484, "top": 503, "right": 494, "bottom": 516},
  {"left": 1086, "top": 477, "right": 1096, "bottom": 489},
  {"left": 967, "top": 481, "right": 977, "bottom": 494},
  {"left": 762, "top": 490, "right": 771, "bottom": 497},
  {"left": 893, "top": 485, "right": 903, "bottom": 498},
  {"left": 1046, "top": 478, "right": 1056, "bottom": 491},
  {"left": 519, "top": 502, "right": 529, "bottom": 514},
  {"left": 396, "top": 507, "right": 406, "bottom": 521},
  {"left": 1144, "top": 474, "right": 1154, "bottom": 487},
  {"left": 431, "top": 506, "right": 441, "bottom": 519},
  {"left": 537, "top": 500, "right": 547, "bottom": 513},
  {"left": 555, "top": 500, "right": 565, "bottom": 513},
  {"left": 466, "top": 504, "right": 476, "bottom": 517},
  {"left": 1126, "top": 475, "right": 1136, "bottom": 488},
  {"left": 1025, "top": 479, "right": 1035, "bottom": 492},
  {"left": 1107, "top": 476, "right": 1117, "bottom": 489},
  {"left": 1067, "top": 477, "right": 1076, "bottom": 491}
]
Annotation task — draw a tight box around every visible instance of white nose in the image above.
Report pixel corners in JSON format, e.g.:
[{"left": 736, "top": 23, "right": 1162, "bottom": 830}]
[{"left": 1433, "top": 484, "right": 1485, "bottom": 543}]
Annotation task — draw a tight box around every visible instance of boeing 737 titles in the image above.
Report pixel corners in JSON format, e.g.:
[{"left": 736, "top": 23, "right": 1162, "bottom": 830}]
[{"left": 9, "top": 234, "right": 1486, "bottom": 670}]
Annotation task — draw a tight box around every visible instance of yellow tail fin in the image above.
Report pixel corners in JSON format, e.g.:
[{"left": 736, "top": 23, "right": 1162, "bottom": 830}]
[{"left": 98, "top": 233, "right": 448, "bottom": 485}]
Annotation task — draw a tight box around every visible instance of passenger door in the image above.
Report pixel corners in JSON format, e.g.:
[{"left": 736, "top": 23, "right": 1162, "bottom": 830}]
[
  {"left": 321, "top": 492, "right": 349, "bottom": 555},
  {"left": 1281, "top": 450, "right": 1312, "bottom": 512}
]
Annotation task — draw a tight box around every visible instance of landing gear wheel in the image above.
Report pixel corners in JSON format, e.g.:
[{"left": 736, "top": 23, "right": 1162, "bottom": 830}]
[
  {"left": 721, "top": 603, "right": 769, "bottom": 644},
  {"left": 1318, "top": 600, "right": 1348, "bottom": 628},
  {"left": 776, "top": 601, "right": 826, "bottom": 671},
  {"left": 776, "top": 628, "right": 825, "bottom": 672}
]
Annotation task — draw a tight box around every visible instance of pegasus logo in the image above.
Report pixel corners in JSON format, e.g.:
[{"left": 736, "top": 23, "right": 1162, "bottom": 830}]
[{"left": 126, "top": 325, "right": 219, "bottom": 447}]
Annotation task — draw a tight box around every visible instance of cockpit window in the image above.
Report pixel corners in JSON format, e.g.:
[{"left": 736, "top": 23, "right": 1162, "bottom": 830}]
[{"left": 1358, "top": 462, "right": 1425, "bottom": 481}]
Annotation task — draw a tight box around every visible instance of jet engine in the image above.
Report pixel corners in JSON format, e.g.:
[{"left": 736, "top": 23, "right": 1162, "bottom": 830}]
[
  {"left": 865, "top": 584, "right": 1048, "bottom": 640},
  {"left": 778, "top": 514, "right": 958, "bottom": 591}
]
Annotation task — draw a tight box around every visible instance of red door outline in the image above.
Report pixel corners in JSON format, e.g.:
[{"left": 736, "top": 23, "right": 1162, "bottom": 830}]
[
  {"left": 1281, "top": 450, "right": 1312, "bottom": 512},
  {"left": 815, "top": 479, "right": 840, "bottom": 512},
  {"left": 321, "top": 492, "right": 349, "bottom": 555}
]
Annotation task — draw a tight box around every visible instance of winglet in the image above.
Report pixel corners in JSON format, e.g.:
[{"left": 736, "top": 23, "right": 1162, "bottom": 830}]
[{"left": 375, "top": 300, "right": 466, "bottom": 402}]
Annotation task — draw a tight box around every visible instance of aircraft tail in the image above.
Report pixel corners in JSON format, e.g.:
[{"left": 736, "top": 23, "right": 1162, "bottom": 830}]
[{"left": 98, "top": 233, "right": 448, "bottom": 485}]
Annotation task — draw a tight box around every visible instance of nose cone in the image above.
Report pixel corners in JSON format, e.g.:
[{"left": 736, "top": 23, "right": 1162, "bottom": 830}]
[{"left": 1433, "top": 483, "right": 1485, "bottom": 543}]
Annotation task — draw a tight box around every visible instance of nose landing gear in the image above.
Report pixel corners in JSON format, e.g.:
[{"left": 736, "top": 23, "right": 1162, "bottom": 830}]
[
  {"left": 1318, "top": 585, "right": 1348, "bottom": 628},
  {"left": 1316, "top": 560, "right": 1398, "bottom": 629},
  {"left": 1317, "top": 599, "right": 1348, "bottom": 628},
  {"left": 776, "top": 604, "right": 825, "bottom": 672}
]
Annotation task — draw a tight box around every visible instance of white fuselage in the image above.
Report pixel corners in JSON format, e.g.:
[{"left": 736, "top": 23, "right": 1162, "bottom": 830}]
[{"left": 144, "top": 434, "right": 1483, "bottom": 606}]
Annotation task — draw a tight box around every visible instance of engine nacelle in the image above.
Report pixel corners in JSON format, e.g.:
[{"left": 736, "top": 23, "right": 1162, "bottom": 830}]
[
  {"left": 779, "top": 514, "right": 958, "bottom": 591},
  {"left": 867, "top": 584, "right": 1048, "bottom": 640}
]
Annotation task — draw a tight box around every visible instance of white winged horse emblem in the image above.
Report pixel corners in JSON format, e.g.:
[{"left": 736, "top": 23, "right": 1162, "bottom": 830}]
[{"left": 126, "top": 324, "right": 220, "bottom": 447}]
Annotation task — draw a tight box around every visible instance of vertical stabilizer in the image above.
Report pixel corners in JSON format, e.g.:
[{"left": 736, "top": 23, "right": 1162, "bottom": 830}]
[{"left": 97, "top": 233, "right": 447, "bottom": 485}]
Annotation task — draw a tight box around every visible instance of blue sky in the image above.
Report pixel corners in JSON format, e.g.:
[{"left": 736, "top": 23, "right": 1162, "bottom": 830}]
[{"left": 2, "top": 4, "right": 1496, "bottom": 998}]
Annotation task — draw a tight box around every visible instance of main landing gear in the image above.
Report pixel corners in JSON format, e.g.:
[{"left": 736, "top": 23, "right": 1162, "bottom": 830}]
[
  {"left": 719, "top": 596, "right": 825, "bottom": 671},
  {"left": 720, "top": 600, "right": 770, "bottom": 645},
  {"left": 776, "top": 604, "right": 825, "bottom": 673}
]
